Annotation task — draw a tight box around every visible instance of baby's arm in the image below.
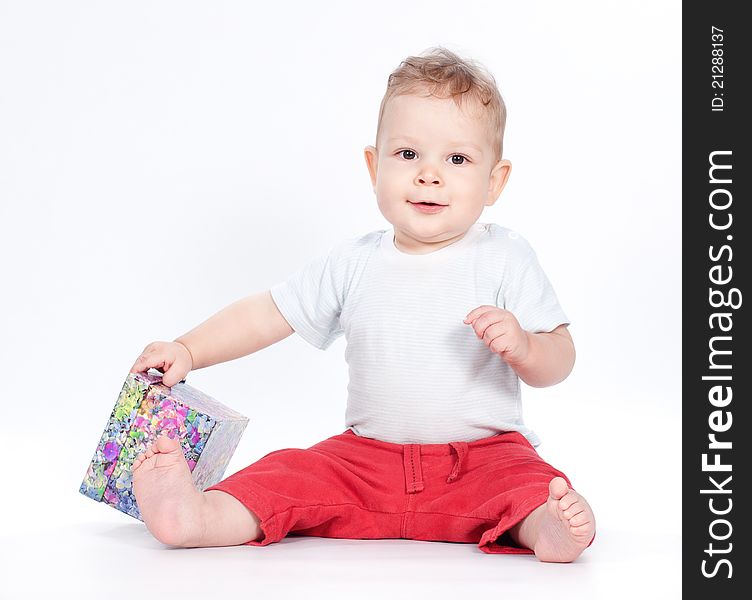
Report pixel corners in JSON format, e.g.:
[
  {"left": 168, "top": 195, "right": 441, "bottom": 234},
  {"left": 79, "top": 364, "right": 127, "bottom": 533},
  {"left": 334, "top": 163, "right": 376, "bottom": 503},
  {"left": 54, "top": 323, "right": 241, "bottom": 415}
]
[
  {"left": 508, "top": 325, "right": 575, "bottom": 388},
  {"left": 130, "top": 291, "right": 294, "bottom": 385},
  {"left": 175, "top": 290, "right": 294, "bottom": 369}
]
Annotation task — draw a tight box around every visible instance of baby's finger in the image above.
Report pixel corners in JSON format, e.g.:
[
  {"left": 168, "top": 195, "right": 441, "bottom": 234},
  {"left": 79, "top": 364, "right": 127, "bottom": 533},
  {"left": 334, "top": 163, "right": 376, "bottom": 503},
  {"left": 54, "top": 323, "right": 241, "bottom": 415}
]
[
  {"left": 471, "top": 311, "right": 505, "bottom": 339},
  {"left": 129, "top": 355, "right": 148, "bottom": 374},
  {"left": 130, "top": 351, "right": 166, "bottom": 374},
  {"left": 161, "top": 367, "right": 185, "bottom": 388},
  {"left": 463, "top": 305, "right": 496, "bottom": 324},
  {"left": 488, "top": 331, "right": 513, "bottom": 354},
  {"left": 482, "top": 322, "right": 507, "bottom": 344}
]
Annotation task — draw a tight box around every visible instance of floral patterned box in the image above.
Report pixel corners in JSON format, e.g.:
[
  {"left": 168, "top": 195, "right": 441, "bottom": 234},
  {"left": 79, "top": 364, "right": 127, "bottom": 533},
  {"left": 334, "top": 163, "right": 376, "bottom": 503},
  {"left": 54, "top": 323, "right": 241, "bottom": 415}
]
[{"left": 80, "top": 370, "right": 248, "bottom": 520}]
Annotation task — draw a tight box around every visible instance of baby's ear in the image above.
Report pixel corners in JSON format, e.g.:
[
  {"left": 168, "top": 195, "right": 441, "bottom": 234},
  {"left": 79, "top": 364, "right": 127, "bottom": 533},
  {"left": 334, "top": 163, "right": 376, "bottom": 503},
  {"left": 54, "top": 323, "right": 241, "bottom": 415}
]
[
  {"left": 364, "top": 146, "right": 378, "bottom": 189},
  {"left": 487, "top": 159, "right": 512, "bottom": 205}
]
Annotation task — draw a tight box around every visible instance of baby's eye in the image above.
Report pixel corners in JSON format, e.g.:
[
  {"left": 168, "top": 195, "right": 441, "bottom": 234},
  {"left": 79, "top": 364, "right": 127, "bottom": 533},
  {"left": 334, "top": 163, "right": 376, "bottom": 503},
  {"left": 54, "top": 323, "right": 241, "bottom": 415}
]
[
  {"left": 399, "top": 149, "right": 417, "bottom": 160},
  {"left": 450, "top": 155, "right": 467, "bottom": 165}
]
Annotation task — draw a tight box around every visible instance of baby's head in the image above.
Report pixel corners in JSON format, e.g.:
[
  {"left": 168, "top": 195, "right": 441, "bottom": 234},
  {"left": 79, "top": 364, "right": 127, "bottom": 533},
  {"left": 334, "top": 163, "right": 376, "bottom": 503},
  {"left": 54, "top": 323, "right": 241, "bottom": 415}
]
[{"left": 365, "top": 47, "right": 512, "bottom": 254}]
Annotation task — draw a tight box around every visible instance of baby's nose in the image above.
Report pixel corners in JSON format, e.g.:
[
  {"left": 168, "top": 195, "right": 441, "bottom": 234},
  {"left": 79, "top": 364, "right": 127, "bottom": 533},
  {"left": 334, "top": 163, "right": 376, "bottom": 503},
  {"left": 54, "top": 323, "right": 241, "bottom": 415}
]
[{"left": 414, "top": 171, "right": 442, "bottom": 186}]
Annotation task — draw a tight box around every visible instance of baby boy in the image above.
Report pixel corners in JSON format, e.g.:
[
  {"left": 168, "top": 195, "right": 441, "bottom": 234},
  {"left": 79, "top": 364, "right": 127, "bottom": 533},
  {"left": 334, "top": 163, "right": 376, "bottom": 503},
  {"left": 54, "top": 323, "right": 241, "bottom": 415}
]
[{"left": 129, "top": 47, "right": 595, "bottom": 562}]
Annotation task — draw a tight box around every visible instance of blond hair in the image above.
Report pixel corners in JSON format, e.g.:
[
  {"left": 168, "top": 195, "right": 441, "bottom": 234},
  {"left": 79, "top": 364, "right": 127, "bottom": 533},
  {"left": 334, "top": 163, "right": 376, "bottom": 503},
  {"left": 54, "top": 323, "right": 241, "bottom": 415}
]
[{"left": 375, "top": 47, "right": 507, "bottom": 159}]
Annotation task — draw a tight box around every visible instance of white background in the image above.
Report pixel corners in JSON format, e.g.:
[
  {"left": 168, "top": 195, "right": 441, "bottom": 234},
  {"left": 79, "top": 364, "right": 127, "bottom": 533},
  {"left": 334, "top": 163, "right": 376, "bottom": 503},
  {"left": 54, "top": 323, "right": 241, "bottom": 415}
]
[{"left": 0, "top": 1, "right": 681, "bottom": 598}]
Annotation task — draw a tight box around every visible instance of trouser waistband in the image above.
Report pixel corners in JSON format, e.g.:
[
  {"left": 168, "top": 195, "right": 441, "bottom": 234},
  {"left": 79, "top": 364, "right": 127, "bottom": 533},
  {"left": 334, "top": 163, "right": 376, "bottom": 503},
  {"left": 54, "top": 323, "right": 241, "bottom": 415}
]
[{"left": 402, "top": 441, "right": 470, "bottom": 494}]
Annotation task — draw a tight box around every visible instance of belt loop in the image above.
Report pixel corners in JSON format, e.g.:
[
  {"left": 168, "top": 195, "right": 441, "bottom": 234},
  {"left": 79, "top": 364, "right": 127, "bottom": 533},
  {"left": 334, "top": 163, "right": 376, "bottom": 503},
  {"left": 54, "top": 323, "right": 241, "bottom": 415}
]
[
  {"left": 447, "top": 442, "right": 469, "bottom": 483},
  {"left": 403, "top": 444, "right": 424, "bottom": 493}
]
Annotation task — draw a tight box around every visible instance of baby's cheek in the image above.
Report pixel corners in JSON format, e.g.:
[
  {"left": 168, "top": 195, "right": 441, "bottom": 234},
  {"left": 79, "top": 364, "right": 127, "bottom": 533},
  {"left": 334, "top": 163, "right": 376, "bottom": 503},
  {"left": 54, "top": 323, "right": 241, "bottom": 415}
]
[{"left": 380, "top": 175, "right": 404, "bottom": 195}]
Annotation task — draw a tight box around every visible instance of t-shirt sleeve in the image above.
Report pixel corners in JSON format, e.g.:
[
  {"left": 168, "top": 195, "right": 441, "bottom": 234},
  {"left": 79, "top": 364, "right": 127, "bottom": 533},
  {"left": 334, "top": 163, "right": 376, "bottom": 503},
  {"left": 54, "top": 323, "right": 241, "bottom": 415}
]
[
  {"left": 496, "top": 248, "right": 570, "bottom": 333},
  {"left": 269, "top": 245, "right": 346, "bottom": 350}
]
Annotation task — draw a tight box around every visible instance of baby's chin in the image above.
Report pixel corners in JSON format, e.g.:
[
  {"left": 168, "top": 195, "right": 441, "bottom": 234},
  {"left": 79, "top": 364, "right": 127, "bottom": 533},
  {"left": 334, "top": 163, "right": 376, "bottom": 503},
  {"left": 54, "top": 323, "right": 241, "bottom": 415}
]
[{"left": 395, "top": 225, "right": 472, "bottom": 244}]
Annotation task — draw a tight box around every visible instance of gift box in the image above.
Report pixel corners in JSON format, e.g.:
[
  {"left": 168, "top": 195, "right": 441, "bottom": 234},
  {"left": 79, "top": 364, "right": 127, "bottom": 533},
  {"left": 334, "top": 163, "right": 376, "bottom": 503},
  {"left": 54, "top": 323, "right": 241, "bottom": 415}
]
[{"left": 80, "top": 370, "right": 249, "bottom": 520}]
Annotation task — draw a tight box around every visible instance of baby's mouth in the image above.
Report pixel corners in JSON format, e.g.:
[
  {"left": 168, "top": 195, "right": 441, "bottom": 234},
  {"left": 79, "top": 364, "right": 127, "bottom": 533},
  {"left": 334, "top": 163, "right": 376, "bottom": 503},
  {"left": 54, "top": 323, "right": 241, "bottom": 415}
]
[
  {"left": 408, "top": 200, "right": 447, "bottom": 207},
  {"left": 408, "top": 200, "right": 448, "bottom": 214}
]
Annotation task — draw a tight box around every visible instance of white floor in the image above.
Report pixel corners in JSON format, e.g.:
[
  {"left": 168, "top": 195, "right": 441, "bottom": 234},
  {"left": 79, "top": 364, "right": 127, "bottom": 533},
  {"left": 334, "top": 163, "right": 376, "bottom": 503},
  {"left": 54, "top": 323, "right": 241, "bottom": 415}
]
[
  {"left": 1, "top": 391, "right": 683, "bottom": 600},
  {"left": 2, "top": 508, "right": 681, "bottom": 600}
]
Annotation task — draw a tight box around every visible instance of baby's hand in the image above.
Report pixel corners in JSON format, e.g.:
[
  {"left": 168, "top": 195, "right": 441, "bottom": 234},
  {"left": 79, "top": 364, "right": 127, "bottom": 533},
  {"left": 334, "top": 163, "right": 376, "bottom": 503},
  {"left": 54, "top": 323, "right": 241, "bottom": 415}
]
[
  {"left": 129, "top": 341, "right": 194, "bottom": 387},
  {"left": 463, "top": 305, "right": 530, "bottom": 367}
]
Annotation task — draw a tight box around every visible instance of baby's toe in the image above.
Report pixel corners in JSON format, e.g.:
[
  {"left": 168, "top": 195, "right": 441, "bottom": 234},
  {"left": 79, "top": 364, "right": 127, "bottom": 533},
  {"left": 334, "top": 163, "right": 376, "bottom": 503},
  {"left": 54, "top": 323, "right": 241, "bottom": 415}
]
[
  {"left": 571, "top": 522, "right": 594, "bottom": 538},
  {"left": 548, "top": 477, "right": 568, "bottom": 500},
  {"left": 155, "top": 435, "right": 179, "bottom": 452},
  {"left": 569, "top": 511, "right": 590, "bottom": 527},
  {"left": 558, "top": 491, "right": 580, "bottom": 512},
  {"left": 562, "top": 501, "right": 584, "bottom": 520}
]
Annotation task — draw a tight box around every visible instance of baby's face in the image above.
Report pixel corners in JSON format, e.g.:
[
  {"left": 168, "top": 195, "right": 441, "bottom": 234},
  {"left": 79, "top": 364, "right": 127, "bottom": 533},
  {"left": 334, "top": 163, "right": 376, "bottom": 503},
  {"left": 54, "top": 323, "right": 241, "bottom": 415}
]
[{"left": 365, "top": 94, "right": 511, "bottom": 254}]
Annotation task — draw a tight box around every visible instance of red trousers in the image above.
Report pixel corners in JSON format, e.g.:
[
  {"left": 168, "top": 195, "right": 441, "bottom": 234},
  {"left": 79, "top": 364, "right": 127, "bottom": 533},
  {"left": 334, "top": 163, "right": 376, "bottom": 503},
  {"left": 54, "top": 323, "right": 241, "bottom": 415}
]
[{"left": 205, "top": 429, "right": 571, "bottom": 554}]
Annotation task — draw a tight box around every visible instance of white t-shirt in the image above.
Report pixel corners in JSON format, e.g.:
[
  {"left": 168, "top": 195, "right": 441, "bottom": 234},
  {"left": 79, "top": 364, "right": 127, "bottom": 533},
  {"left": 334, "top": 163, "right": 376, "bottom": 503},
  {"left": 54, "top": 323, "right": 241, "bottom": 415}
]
[{"left": 270, "top": 222, "right": 569, "bottom": 445}]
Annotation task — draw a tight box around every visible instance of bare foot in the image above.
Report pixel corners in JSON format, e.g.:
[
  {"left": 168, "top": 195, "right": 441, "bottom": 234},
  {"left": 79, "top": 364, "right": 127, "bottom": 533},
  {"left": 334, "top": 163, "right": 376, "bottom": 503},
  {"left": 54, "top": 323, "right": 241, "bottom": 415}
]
[
  {"left": 531, "top": 477, "right": 595, "bottom": 562},
  {"left": 131, "top": 435, "right": 207, "bottom": 547}
]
